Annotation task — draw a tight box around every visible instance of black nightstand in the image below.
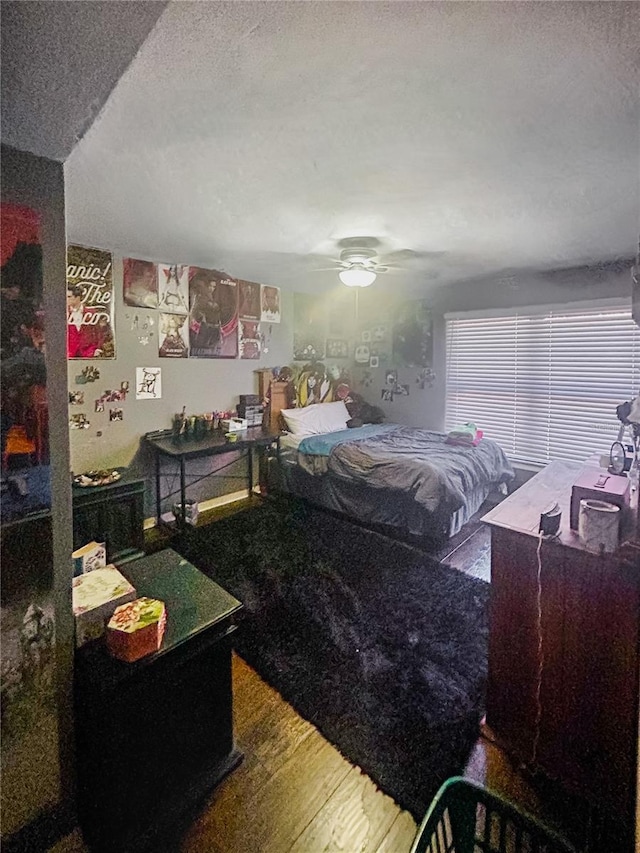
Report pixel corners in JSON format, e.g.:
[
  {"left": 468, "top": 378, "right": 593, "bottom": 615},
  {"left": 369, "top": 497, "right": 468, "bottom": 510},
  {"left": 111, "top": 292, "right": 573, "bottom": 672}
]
[
  {"left": 72, "top": 471, "right": 145, "bottom": 565},
  {"left": 74, "top": 548, "right": 243, "bottom": 852}
]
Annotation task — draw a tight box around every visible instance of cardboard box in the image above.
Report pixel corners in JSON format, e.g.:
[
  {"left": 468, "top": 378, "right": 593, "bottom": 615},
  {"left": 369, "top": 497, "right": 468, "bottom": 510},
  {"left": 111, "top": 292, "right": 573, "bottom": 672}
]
[
  {"left": 220, "top": 417, "right": 247, "bottom": 433},
  {"left": 570, "top": 468, "right": 631, "bottom": 530},
  {"left": 72, "top": 540, "right": 107, "bottom": 576},
  {"left": 72, "top": 566, "right": 137, "bottom": 647},
  {"left": 106, "top": 598, "right": 167, "bottom": 662}
]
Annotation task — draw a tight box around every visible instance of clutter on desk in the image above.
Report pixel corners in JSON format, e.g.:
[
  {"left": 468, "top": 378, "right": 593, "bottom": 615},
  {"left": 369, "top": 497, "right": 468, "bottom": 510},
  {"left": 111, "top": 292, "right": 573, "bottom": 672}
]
[
  {"left": 237, "top": 394, "right": 264, "bottom": 427},
  {"left": 220, "top": 416, "right": 248, "bottom": 433},
  {"left": 72, "top": 540, "right": 107, "bottom": 576},
  {"left": 73, "top": 469, "right": 122, "bottom": 487},
  {"left": 106, "top": 597, "right": 167, "bottom": 662},
  {"left": 72, "top": 565, "right": 137, "bottom": 647}
]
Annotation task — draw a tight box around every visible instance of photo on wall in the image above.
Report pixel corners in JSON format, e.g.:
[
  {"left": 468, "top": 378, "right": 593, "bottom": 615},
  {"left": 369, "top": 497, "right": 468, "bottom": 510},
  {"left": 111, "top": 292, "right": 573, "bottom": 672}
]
[
  {"left": 159, "top": 313, "right": 189, "bottom": 358},
  {"left": 238, "top": 280, "right": 262, "bottom": 321},
  {"left": 239, "top": 320, "right": 261, "bottom": 360},
  {"left": 67, "top": 245, "right": 115, "bottom": 359},
  {"left": 123, "top": 258, "right": 158, "bottom": 308},
  {"left": 188, "top": 268, "right": 238, "bottom": 358},
  {"left": 158, "top": 264, "right": 189, "bottom": 314}
]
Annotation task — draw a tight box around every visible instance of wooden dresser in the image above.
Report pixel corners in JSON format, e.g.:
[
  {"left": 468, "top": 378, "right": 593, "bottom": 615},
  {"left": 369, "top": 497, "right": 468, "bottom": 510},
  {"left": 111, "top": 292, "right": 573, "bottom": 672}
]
[{"left": 482, "top": 460, "right": 640, "bottom": 852}]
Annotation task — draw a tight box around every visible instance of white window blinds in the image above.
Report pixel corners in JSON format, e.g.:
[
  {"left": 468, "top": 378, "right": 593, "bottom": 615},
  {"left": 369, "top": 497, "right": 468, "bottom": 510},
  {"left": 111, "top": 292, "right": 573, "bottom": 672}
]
[{"left": 445, "top": 301, "right": 640, "bottom": 465}]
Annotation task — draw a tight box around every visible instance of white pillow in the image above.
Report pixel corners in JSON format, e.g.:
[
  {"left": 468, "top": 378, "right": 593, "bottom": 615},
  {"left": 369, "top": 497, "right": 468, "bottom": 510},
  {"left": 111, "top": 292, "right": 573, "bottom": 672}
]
[{"left": 281, "top": 401, "right": 350, "bottom": 436}]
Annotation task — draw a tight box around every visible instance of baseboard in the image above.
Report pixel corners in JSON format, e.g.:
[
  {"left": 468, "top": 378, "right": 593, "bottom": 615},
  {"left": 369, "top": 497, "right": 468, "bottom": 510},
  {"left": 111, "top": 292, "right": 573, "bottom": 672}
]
[
  {"left": 143, "top": 488, "right": 251, "bottom": 530},
  {"left": 2, "top": 800, "right": 77, "bottom": 853}
]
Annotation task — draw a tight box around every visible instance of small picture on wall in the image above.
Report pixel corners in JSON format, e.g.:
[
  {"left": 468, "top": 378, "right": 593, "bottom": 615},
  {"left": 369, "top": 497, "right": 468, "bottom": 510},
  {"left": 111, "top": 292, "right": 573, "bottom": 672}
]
[
  {"left": 109, "top": 408, "right": 123, "bottom": 422},
  {"left": 95, "top": 400, "right": 104, "bottom": 413},
  {"left": 369, "top": 356, "right": 379, "bottom": 368},
  {"left": 123, "top": 258, "right": 158, "bottom": 309},
  {"left": 385, "top": 369, "right": 397, "bottom": 386},
  {"left": 394, "top": 383, "right": 410, "bottom": 396},
  {"left": 261, "top": 285, "right": 281, "bottom": 324},
  {"left": 372, "top": 324, "right": 387, "bottom": 342},
  {"left": 380, "top": 389, "right": 394, "bottom": 402},
  {"left": 136, "top": 367, "right": 162, "bottom": 400},
  {"left": 361, "top": 330, "right": 372, "bottom": 343},
  {"left": 70, "top": 413, "right": 90, "bottom": 429},
  {"left": 354, "top": 344, "right": 370, "bottom": 364},
  {"left": 69, "top": 391, "right": 85, "bottom": 405}
]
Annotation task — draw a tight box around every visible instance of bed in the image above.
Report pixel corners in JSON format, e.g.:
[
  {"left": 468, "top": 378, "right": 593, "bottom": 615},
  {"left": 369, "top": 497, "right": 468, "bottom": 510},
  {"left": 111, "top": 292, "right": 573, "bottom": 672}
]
[{"left": 272, "top": 400, "right": 515, "bottom": 545}]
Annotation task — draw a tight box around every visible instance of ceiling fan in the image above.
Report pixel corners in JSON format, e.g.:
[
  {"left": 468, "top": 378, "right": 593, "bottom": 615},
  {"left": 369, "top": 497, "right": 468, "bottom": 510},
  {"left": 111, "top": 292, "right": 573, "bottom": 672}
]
[{"left": 311, "top": 237, "right": 443, "bottom": 287}]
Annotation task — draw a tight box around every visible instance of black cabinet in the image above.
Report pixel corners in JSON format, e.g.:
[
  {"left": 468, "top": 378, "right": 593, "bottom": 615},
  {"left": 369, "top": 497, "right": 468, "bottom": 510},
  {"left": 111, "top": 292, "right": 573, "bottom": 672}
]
[
  {"left": 72, "top": 474, "right": 145, "bottom": 565},
  {"left": 74, "top": 549, "right": 243, "bottom": 852}
]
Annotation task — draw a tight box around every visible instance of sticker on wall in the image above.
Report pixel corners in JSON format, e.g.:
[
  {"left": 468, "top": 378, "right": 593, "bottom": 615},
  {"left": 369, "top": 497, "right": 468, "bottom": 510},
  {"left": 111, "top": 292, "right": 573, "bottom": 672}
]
[
  {"left": 369, "top": 356, "right": 379, "bottom": 368},
  {"left": 66, "top": 245, "right": 115, "bottom": 359},
  {"left": 100, "top": 388, "right": 126, "bottom": 403},
  {"left": 361, "top": 330, "right": 372, "bottom": 343},
  {"left": 109, "top": 408, "right": 124, "bottom": 422},
  {"left": 372, "top": 325, "right": 387, "bottom": 342},
  {"left": 354, "top": 344, "right": 370, "bottom": 364},
  {"left": 385, "top": 369, "right": 397, "bottom": 386},
  {"left": 70, "top": 413, "right": 90, "bottom": 429},
  {"left": 69, "top": 391, "right": 85, "bottom": 405},
  {"left": 159, "top": 313, "right": 189, "bottom": 358},
  {"left": 380, "top": 389, "right": 394, "bottom": 402},
  {"left": 95, "top": 400, "right": 104, "bottom": 413},
  {"left": 238, "top": 280, "right": 262, "bottom": 321},
  {"left": 394, "top": 383, "right": 410, "bottom": 396},
  {"left": 136, "top": 367, "right": 162, "bottom": 399},
  {"left": 121, "top": 380, "right": 130, "bottom": 394},
  {"left": 189, "top": 268, "right": 239, "bottom": 358},
  {"left": 239, "top": 320, "right": 261, "bottom": 360},
  {"left": 123, "top": 258, "right": 158, "bottom": 309},
  {"left": 158, "top": 264, "right": 189, "bottom": 314},
  {"left": 261, "top": 285, "right": 281, "bottom": 324},
  {"left": 75, "top": 366, "right": 100, "bottom": 384},
  {"left": 326, "top": 339, "right": 349, "bottom": 359}
]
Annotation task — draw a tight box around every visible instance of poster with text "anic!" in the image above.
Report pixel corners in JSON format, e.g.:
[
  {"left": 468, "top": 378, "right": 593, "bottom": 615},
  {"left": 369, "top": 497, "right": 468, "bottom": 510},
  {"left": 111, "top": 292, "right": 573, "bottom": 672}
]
[{"left": 66, "top": 245, "right": 115, "bottom": 359}]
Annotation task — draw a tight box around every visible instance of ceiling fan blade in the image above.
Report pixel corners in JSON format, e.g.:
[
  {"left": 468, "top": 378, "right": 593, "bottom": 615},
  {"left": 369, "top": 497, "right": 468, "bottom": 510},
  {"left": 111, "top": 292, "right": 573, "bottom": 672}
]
[{"left": 381, "top": 249, "right": 446, "bottom": 265}]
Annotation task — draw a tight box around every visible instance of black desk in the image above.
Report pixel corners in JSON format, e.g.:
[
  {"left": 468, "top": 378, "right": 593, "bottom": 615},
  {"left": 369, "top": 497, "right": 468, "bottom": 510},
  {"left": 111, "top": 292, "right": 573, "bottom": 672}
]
[
  {"left": 74, "top": 548, "right": 243, "bottom": 852},
  {"left": 145, "top": 427, "right": 280, "bottom": 527}
]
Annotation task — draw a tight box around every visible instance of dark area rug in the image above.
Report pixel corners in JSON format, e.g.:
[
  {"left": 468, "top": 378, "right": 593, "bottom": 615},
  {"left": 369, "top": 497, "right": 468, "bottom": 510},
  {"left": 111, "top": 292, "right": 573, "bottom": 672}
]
[{"left": 175, "top": 496, "right": 489, "bottom": 821}]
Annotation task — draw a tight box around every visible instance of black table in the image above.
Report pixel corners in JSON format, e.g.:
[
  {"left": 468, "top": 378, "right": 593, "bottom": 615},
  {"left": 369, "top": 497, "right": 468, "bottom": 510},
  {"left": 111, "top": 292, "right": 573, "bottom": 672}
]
[
  {"left": 74, "top": 548, "right": 243, "bottom": 852},
  {"left": 145, "top": 427, "right": 280, "bottom": 527}
]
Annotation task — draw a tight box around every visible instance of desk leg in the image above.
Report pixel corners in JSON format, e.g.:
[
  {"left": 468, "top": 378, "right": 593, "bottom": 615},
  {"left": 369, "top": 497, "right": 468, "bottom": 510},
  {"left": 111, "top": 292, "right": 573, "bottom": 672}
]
[
  {"left": 247, "top": 446, "right": 253, "bottom": 497},
  {"left": 180, "top": 456, "right": 186, "bottom": 528},
  {"left": 155, "top": 453, "right": 161, "bottom": 525}
]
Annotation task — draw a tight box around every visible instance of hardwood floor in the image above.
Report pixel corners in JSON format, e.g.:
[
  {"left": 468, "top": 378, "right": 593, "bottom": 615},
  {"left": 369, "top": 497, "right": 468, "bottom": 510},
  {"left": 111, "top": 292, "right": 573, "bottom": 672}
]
[{"left": 53, "top": 501, "right": 586, "bottom": 853}]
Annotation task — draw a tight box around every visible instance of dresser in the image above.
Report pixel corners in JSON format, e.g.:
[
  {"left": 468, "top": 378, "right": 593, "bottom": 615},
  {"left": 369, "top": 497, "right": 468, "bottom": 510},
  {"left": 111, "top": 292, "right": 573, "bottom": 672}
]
[
  {"left": 482, "top": 460, "right": 640, "bottom": 852},
  {"left": 72, "top": 471, "right": 145, "bottom": 565}
]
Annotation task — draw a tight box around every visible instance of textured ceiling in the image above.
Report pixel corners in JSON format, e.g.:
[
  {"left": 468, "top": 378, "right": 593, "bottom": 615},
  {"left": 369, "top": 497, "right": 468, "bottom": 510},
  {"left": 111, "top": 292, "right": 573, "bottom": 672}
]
[
  {"left": 1, "top": 1, "right": 167, "bottom": 161},
  {"left": 52, "top": 3, "right": 640, "bottom": 291}
]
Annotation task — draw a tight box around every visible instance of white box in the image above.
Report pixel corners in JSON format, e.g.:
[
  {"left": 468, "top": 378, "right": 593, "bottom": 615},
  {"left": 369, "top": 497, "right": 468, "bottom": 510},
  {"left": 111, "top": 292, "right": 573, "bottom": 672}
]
[
  {"left": 72, "top": 565, "right": 137, "bottom": 647},
  {"left": 220, "top": 417, "right": 247, "bottom": 433}
]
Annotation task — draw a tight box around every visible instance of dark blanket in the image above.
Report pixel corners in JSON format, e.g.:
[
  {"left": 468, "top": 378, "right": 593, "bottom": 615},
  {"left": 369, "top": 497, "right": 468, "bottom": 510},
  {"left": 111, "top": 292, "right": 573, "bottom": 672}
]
[{"left": 327, "top": 427, "right": 514, "bottom": 513}]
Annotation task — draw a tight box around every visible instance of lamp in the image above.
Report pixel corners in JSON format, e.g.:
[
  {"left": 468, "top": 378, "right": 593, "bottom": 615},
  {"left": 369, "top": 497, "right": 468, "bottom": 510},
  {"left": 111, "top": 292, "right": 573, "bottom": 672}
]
[{"left": 338, "top": 266, "right": 376, "bottom": 287}]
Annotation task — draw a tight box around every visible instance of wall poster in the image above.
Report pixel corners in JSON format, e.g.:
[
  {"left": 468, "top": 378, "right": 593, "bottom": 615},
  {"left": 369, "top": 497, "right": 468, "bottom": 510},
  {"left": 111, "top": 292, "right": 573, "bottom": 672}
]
[
  {"left": 66, "top": 245, "right": 115, "bottom": 359},
  {"left": 238, "top": 280, "right": 261, "bottom": 321},
  {"left": 123, "top": 258, "right": 158, "bottom": 309},
  {"left": 158, "top": 264, "right": 189, "bottom": 314},
  {"left": 239, "top": 320, "right": 261, "bottom": 359},
  {"left": 159, "top": 313, "right": 189, "bottom": 358},
  {"left": 261, "top": 285, "right": 281, "bottom": 324},
  {"left": 392, "top": 299, "right": 433, "bottom": 368},
  {"left": 188, "top": 268, "right": 238, "bottom": 358}
]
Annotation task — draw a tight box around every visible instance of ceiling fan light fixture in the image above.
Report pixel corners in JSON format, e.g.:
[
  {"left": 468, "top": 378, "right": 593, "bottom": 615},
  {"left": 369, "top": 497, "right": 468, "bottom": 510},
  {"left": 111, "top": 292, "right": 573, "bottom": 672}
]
[{"left": 339, "top": 266, "right": 377, "bottom": 287}]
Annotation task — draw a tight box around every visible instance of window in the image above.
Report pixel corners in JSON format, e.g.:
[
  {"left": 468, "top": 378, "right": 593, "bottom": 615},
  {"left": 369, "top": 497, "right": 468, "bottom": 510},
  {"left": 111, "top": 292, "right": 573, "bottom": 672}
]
[{"left": 445, "top": 300, "right": 640, "bottom": 465}]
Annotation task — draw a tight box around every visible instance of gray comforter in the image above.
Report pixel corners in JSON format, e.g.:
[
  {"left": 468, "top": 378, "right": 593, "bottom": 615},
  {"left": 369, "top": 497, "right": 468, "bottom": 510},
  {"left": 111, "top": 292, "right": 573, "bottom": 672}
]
[{"left": 326, "top": 426, "right": 514, "bottom": 513}]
